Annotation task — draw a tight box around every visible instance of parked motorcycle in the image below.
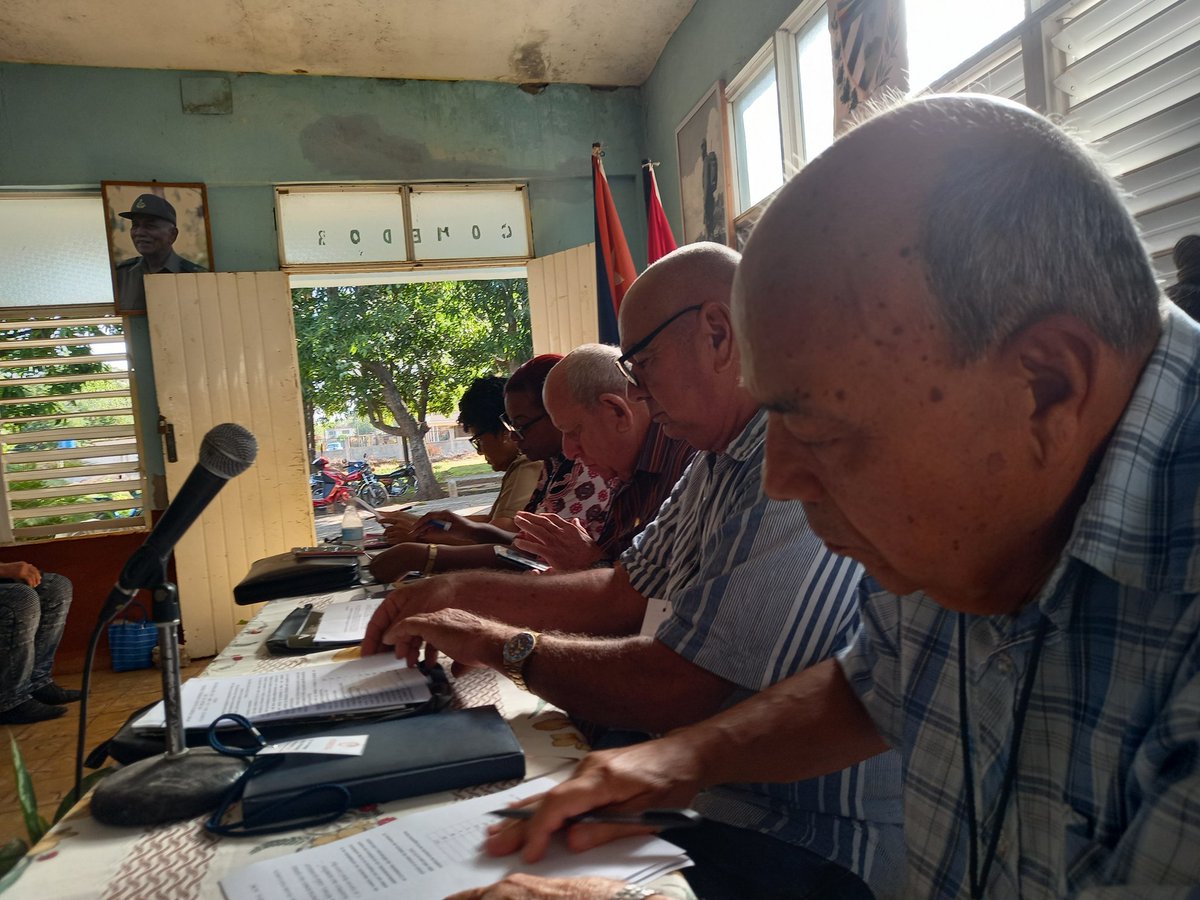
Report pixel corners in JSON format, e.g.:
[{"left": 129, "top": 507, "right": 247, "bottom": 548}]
[
  {"left": 377, "top": 463, "right": 418, "bottom": 498},
  {"left": 354, "top": 462, "right": 390, "bottom": 509},
  {"left": 311, "top": 457, "right": 353, "bottom": 511}
]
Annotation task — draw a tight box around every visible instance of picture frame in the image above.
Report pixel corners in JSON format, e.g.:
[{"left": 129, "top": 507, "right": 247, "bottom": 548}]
[
  {"left": 675, "top": 81, "right": 734, "bottom": 247},
  {"left": 101, "top": 181, "right": 214, "bottom": 315}
]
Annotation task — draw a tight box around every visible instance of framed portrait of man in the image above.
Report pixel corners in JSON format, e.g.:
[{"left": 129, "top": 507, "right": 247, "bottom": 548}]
[
  {"left": 675, "top": 82, "right": 733, "bottom": 247},
  {"left": 101, "top": 182, "right": 214, "bottom": 315}
]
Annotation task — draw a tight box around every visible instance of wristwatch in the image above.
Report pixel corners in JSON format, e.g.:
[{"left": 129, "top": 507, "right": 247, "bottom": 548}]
[
  {"left": 501, "top": 630, "right": 540, "bottom": 691},
  {"left": 611, "top": 887, "right": 660, "bottom": 900}
]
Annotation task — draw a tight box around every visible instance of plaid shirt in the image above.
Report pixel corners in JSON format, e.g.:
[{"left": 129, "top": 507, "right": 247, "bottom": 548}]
[
  {"left": 839, "top": 309, "right": 1200, "bottom": 898},
  {"left": 624, "top": 410, "right": 905, "bottom": 896}
]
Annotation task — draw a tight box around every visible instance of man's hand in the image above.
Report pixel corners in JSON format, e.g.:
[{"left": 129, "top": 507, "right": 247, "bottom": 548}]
[
  {"left": 483, "top": 735, "right": 707, "bottom": 863},
  {"left": 513, "top": 512, "right": 604, "bottom": 572},
  {"left": 447, "top": 875, "right": 647, "bottom": 900},
  {"left": 362, "top": 576, "right": 461, "bottom": 655},
  {"left": 394, "top": 608, "right": 508, "bottom": 671},
  {"left": 0, "top": 561, "right": 40, "bottom": 587}
]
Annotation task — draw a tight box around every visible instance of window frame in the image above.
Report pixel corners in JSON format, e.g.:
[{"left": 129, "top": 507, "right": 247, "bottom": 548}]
[{"left": 0, "top": 192, "right": 150, "bottom": 545}]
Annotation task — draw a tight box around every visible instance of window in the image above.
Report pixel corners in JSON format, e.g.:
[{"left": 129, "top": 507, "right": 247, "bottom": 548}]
[
  {"left": 731, "top": 62, "right": 785, "bottom": 211},
  {"left": 904, "top": 0, "right": 1025, "bottom": 93},
  {"left": 0, "top": 195, "right": 148, "bottom": 544},
  {"left": 792, "top": 8, "right": 836, "bottom": 164},
  {"left": 726, "top": 2, "right": 833, "bottom": 220}
]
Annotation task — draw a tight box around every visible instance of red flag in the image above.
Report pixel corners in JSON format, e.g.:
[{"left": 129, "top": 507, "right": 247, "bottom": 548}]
[
  {"left": 643, "top": 160, "right": 678, "bottom": 264},
  {"left": 593, "top": 144, "right": 637, "bottom": 343}
]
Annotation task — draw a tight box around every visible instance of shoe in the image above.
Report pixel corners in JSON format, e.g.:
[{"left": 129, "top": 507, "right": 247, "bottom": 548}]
[
  {"left": 0, "top": 699, "right": 67, "bottom": 724},
  {"left": 32, "top": 682, "right": 83, "bottom": 704}
]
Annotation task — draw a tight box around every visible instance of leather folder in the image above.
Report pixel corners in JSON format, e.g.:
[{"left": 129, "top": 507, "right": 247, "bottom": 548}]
[
  {"left": 233, "top": 551, "right": 360, "bottom": 605},
  {"left": 240, "top": 706, "right": 525, "bottom": 824}
]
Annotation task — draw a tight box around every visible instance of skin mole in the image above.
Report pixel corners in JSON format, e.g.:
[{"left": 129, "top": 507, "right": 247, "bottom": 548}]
[{"left": 929, "top": 386, "right": 944, "bottom": 402}]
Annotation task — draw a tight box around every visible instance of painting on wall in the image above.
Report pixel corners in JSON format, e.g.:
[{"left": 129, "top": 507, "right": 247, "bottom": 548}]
[
  {"left": 101, "top": 181, "right": 213, "bottom": 315},
  {"left": 675, "top": 82, "right": 733, "bottom": 247}
]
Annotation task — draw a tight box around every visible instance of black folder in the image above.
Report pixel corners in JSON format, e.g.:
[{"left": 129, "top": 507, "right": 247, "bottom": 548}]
[
  {"left": 233, "top": 551, "right": 360, "bottom": 605},
  {"left": 240, "top": 706, "right": 525, "bottom": 823}
]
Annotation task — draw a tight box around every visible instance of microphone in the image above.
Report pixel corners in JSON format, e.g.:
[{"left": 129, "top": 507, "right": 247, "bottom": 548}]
[{"left": 105, "top": 423, "right": 258, "bottom": 614}]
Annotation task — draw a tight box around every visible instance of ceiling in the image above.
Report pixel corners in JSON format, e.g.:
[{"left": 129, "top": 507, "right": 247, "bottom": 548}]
[{"left": 0, "top": 0, "right": 696, "bottom": 86}]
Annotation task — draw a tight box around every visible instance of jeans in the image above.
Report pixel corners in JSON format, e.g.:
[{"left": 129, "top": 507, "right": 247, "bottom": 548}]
[
  {"left": 661, "top": 819, "right": 875, "bottom": 900},
  {"left": 0, "top": 573, "right": 72, "bottom": 711}
]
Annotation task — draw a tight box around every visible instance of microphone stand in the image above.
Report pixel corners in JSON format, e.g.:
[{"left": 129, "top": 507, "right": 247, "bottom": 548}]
[{"left": 91, "top": 576, "right": 248, "bottom": 827}]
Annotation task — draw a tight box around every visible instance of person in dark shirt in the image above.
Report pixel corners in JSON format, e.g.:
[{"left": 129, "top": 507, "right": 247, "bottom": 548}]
[{"left": 114, "top": 194, "right": 207, "bottom": 314}]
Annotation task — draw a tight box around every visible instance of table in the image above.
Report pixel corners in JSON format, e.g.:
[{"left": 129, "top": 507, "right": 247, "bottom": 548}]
[{"left": 6, "top": 591, "right": 692, "bottom": 899}]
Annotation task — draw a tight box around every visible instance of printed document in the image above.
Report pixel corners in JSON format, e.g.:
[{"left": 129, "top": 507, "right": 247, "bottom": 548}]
[
  {"left": 313, "top": 596, "right": 386, "bottom": 643},
  {"left": 220, "top": 776, "right": 690, "bottom": 900},
  {"left": 134, "top": 655, "right": 430, "bottom": 730}
]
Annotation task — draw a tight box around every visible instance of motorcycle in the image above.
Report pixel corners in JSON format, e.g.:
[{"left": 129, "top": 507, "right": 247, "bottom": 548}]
[
  {"left": 377, "top": 463, "right": 418, "bottom": 498},
  {"left": 311, "top": 457, "right": 353, "bottom": 511},
  {"left": 352, "top": 461, "right": 390, "bottom": 509}
]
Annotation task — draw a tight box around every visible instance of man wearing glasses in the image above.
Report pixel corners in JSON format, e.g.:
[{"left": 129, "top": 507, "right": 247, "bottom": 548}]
[{"left": 364, "top": 244, "right": 903, "bottom": 899}]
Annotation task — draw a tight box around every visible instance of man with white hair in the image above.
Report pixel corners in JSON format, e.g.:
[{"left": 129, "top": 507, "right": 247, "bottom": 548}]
[{"left": 510, "top": 343, "right": 693, "bottom": 570}]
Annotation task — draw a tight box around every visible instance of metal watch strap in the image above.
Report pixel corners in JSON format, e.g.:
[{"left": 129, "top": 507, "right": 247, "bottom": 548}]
[
  {"left": 502, "top": 630, "right": 540, "bottom": 692},
  {"left": 611, "top": 887, "right": 659, "bottom": 900}
]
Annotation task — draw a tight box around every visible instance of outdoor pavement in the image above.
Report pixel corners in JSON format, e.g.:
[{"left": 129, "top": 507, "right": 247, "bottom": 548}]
[{"left": 314, "top": 491, "right": 499, "bottom": 541}]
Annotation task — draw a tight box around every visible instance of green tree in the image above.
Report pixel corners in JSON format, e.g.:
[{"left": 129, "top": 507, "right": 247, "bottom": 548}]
[{"left": 293, "top": 279, "right": 532, "bottom": 500}]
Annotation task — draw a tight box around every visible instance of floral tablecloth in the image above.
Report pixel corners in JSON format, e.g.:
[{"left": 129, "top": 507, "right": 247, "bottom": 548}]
[{"left": 2, "top": 589, "right": 647, "bottom": 900}]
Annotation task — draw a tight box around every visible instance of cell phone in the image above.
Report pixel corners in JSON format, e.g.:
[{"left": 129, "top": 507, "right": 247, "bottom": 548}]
[
  {"left": 292, "top": 545, "right": 363, "bottom": 558},
  {"left": 493, "top": 545, "right": 550, "bottom": 572}
]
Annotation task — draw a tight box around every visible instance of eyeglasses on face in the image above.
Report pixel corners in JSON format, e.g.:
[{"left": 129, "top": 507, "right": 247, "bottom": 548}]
[
  {"left": 615, "top": 304, "right": 703, "bottom": 388},
  {"left": 499, "top": 412, "right": 548, "bottom": 441}
]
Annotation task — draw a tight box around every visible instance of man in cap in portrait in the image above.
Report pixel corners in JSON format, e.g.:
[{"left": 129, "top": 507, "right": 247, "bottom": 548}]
[{"left": 114, "top": 193, "right": 207, "bottom": 314}]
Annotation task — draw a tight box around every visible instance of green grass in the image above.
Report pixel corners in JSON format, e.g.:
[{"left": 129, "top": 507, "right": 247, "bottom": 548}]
[{"left": 431, "top": 459, "right": 493, "bottom": 481}]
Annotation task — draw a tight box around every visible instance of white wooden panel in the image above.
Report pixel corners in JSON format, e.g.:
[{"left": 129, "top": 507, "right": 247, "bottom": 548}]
[
  {"left": 526, "top": 244, "right": 600, "bottom": 355},
  {"left": 147, "top": 271, "right": 315, "bottom": 657}
]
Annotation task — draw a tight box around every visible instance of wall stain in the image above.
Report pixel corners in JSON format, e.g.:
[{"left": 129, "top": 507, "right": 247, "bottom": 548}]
[{"left": 511, "top": 34, "right": 549, "bottom": 82}]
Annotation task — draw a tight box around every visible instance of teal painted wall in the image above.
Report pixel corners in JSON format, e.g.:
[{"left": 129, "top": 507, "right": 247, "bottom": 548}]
[
  {"left": 0, "top": 63, "right": 649, "bottom": 493},
  {"left": 641, "top": 0, "right": 802, "bottom": 245},
  {"left": 0, "top": 63, "right": 648, "bottom": 269}
]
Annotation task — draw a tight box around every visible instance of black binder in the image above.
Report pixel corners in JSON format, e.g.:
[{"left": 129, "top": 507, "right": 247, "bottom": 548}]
[
  {"left": 233, "top": 551, "right": 360, "bottom": 605},
  {"left": 240, "top": 706, "right": 525, "bottom": 822}
]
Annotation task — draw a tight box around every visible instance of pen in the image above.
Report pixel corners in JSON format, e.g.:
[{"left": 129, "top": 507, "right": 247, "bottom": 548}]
[
  {"left": 418, "top": 519, "right": 452, "bottom": 532},
  {"left": 489, "top": 807, "right": 702, "bottom": 829}
]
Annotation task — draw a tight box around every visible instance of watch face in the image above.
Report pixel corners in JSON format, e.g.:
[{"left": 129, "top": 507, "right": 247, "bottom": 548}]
[{"left": 503, "top": 631, "right": 537, "bottom": 665}]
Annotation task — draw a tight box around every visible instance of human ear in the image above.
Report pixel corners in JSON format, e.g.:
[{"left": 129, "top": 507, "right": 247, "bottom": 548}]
[
  {"left": 1003, "top": 316, "right": 1100, "bottom": 466},
  {"left": 701, "top": 303, "right": 736, "bottom": 373},
  {"left": 598, "top": 393, "right": 633, "bottom": 432}
]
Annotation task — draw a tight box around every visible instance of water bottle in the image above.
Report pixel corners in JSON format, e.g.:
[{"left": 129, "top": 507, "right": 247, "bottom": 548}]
[{"left": 341, "top": 505, "right": 364, "bottom": 547}]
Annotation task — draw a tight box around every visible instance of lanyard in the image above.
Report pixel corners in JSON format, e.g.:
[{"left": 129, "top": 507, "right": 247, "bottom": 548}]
[{"left": 957, "top": 612, "right": 1050, "bottom": 899}]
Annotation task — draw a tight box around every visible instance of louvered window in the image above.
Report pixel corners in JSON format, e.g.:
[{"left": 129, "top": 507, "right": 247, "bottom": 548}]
[
  {"left": 1049, "top": 0, "right": 1200, "bottom": 280},
  {"left": 0, "top": 194, "right": 148, "bottom": 544}
]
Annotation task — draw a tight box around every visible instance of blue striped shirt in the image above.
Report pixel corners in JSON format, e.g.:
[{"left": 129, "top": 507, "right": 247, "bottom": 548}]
[
  {"left": 622, "top": 410, "right": 906, "bottom": 896},
  {"left": 838, "top": 309, "right": 1200, "bottom": 898}
]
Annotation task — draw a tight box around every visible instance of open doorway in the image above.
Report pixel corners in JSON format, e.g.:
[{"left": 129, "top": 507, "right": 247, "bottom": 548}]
[{"left": 290, "top": 268, "right": 532, "bottom": 519}]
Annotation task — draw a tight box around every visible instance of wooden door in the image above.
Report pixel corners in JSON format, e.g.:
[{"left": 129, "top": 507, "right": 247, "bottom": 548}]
[
  {"left": 146, "top": 271, "right": 315, "bottom": 656},
  {"left": 526, "top": 244, "right": 600, "bottom": 354}
]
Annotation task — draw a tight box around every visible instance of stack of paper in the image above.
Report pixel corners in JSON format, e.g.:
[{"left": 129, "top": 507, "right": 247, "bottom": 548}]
[
  {"left": 313, "top": 596, "right": 385, "bottom": 643},
  {"left": 220, "top": 776, "right": 691, "bottom": 900},
  {"left": 134, "top": 655, "right": 431, "bottom": 731}
]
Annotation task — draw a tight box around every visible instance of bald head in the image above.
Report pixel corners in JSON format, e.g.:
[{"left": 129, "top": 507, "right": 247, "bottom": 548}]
[
  {"left": 619, "top": 242, "right": 740, "bottom": 340},
  {"left": 738, "top": 94, "right": 1161, "bottom": 366}
]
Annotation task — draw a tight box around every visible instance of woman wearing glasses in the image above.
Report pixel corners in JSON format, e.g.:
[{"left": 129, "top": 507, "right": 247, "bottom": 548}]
[{"left": 370, "top": 359, "right": 610, "bottom": 583}]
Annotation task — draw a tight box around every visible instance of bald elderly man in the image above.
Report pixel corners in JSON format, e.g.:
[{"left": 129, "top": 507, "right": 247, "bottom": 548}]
[
  {"left": 474, "top": 95, "right": 1200, "bottom": 899},
  {"left": 511, "top": 343, "right": 694, "bottom": 570},
  {"left": 366, "top": 245, "right": 903, "bottom": 898}
]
